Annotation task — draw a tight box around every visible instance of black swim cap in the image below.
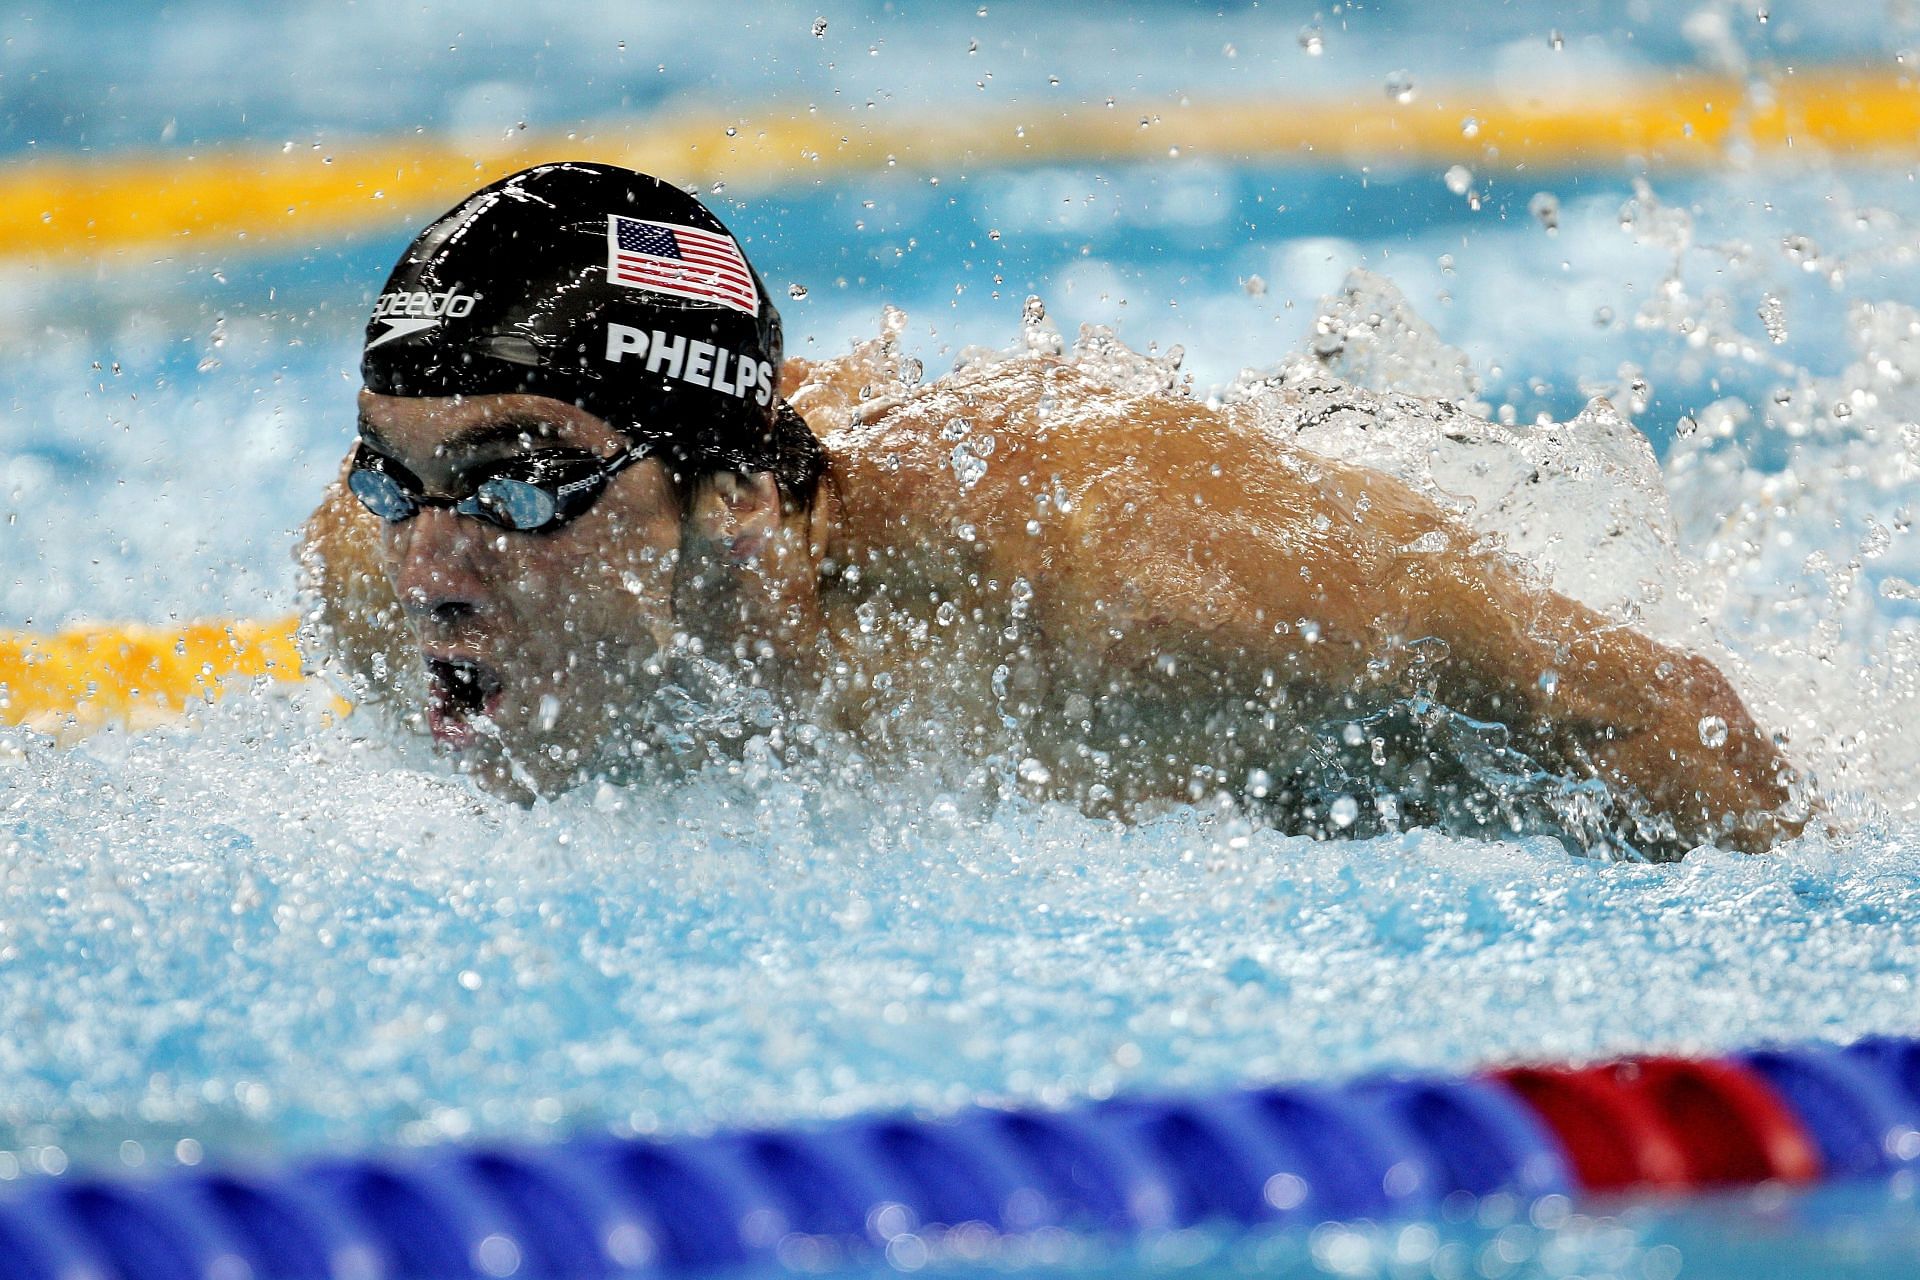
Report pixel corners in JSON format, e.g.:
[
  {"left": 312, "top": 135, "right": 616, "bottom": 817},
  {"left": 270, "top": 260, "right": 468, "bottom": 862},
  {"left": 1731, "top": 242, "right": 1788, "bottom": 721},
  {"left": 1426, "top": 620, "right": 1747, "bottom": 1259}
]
[{"left": 362, "top": 161, "right": 813, "bottom": 488}]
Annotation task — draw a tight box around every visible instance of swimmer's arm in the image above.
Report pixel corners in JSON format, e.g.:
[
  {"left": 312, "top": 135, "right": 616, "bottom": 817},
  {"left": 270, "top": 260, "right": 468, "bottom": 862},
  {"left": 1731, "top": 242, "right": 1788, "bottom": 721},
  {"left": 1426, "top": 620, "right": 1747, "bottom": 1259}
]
[
  {"left": 1076, "top": 442, "right": 1802, "bottom": 851},
  {"left": 1379, "top": 548, "right": 1803, "bottom": 853}
]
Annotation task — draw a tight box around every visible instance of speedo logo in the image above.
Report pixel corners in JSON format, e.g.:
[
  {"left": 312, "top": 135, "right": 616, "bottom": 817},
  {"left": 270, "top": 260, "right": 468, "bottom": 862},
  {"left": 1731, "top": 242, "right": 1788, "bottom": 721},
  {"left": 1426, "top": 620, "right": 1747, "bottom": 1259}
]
[
  {"left": 604, "top": 323, "right": 774, "bottom": 406},
  {"left": 366, "top": 290, "right": 478, "bottom": 349}
]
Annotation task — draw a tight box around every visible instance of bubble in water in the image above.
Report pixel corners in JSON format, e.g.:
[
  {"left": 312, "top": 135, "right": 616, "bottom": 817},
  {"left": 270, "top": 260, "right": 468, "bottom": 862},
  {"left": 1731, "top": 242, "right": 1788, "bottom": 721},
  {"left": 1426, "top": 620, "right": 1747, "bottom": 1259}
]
[
  {"left": 1329, "top": 795, "right": 1360, "bottom": 828},
  {"left": 1461, "top": 116, "right": 1481, "bottom": 138},
  {"left": 1698, "top": 715, "right": 1730, "bottom": 749},
  {"left": 788, "top": 283, "right": 809, "bottom": 299},
  {"left": 1444, "top": 165, "right": 1473, "bottom": 197},
  {"left": 1676, "top": 414, "right": 1699, "bottom": 437},
  {"left": 811, "top": 16, "right": 828, "bottom": 36},
  {"left": 1298, "top": 22, "right": 1324, "bottom": 55},
  {"left": 1242, "top": 274, "right": 1266, "bottom": 297},
  {"left": 1549, "top": 28, "right": 1565, "bottom": 49},
  {"left": 1385, "top": 71, "right": 1416, "bottom": 103},
  {"left": 1538, "top": 670, "right": 1560, "bottom": 697},
  {"left": 1758, "top": 293, "right": 1787, "bottom": 344},
  {"left": 1529, "top": 192, "right": 1561, "bottom": 234}
]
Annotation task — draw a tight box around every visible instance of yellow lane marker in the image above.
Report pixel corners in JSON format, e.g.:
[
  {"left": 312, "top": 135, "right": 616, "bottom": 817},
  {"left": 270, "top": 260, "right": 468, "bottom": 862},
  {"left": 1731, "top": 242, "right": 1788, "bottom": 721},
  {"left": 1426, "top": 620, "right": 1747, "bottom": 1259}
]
[
  {"left": 2, "top": 69, "right": 1915, "bottom": 261},
  {"left": 0, "top": 616, "right": 308, "bottom": 741}
]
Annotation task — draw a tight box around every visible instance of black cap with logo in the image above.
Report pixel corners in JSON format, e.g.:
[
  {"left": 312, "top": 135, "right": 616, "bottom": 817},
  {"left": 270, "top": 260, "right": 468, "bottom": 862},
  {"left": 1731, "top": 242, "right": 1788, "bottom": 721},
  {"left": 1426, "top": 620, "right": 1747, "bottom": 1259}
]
[{"left": 362, "top": 161, "right": 799, "bottom": 482}]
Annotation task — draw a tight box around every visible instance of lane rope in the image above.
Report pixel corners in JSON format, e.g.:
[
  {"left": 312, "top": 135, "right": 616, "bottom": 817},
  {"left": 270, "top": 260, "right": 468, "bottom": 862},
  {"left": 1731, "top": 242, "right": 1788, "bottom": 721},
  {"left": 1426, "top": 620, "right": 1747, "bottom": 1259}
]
[
  {"left": 3, "top": 68, "right": 1916, "bottom": 261},
  {"left": 0, "top": 1037, "right": 1913, "bottom": 1276},
  {"left": 0, "top": 617, "right": 306, "bottom": 740}
]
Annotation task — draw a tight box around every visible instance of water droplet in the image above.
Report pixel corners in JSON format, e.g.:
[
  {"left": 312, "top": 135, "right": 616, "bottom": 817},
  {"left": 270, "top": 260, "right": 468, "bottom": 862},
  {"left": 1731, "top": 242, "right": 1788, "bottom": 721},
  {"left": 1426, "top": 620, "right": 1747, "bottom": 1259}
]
[
  {"left": 724, "top": 125, "right": 738, "bottom": 137},
  {"left": 811, "top": 16, "right": 828, "bottom": 36},
  {"left": 788, "top": 283, "right": 809, "bottom": 299},
  {"left": 1342, "top": 722, "right": 1367, "bottom": 747},
  {"left": 1698, "top": 715, "right": 1729, "bottom": 749},
  {"left": 949, "top": 441, "right": 989, "bottom": 490},
  {"left": 1444, "top": 164, "right": 1474, "bottom": 196},
  {"left": 935, "top": 599, "right": 959, "bottom": 626},
  {"left": 1329, "top": 795, "right": 1360, "bottom": 828},
  {"left": 1756, "top": 5, "right": 1769, "bottom": 22},
  {"left": 1241, "top": 273, "right": 1267, "bottom": 297},
  {"left": 1529, "top": 191, "right": 1561, "bottom": 234},
  {"left": 1298, "top": 22, "right": 1324, "bottom": 55},
  {"left": 1460, "top": 116, "right": 1481, "bottom": 138},
  {"left": 1549, "top": 28, "right": 1565, "bottom": 49},
  {"left": 1385, "top": 71, "right": 1416, "bottom": 104},
  {"left": 709, "top": 181, "right": 726, "bottom": 195},
  {"left": 1017, "top": 757, "right": 1052, "bottom": 785},
  {"left": 1676, "top": 414, "right": 1699, "bottom": 437},
  {"left": 1538, "top": 669, "right": 1560, "bottom": 697},
  {"left": 1758, "top": 293, "right": 1787, "bottom": 344}
]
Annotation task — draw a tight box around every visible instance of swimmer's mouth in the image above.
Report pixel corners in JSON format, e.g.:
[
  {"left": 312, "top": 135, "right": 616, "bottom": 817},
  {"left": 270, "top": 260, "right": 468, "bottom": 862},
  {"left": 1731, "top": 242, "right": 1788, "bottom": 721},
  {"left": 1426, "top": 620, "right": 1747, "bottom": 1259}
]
[{"left": 424, "top": 657, "right": 504, "bottom": 749}]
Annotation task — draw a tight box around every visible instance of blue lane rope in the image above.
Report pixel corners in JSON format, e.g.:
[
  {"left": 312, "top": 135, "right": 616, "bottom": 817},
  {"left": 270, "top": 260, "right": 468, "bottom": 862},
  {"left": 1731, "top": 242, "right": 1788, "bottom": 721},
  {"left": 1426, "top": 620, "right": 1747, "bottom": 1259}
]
[{"left": 1, "top": 1037, "right": 1916, "bottom": 1279}]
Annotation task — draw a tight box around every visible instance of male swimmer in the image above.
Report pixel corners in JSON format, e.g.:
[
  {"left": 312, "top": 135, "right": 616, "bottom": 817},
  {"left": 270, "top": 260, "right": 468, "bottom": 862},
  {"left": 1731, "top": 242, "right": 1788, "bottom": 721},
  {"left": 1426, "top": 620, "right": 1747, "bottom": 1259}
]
[{"left": 302, "top": 162, "right": 1804, "bottom": 857}]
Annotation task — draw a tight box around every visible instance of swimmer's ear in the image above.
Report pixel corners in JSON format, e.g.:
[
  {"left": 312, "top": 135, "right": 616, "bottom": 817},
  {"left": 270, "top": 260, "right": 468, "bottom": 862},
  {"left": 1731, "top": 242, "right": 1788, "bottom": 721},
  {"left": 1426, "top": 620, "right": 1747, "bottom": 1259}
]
[{"left": 689, "top": 471, "right": 783, "bottom": 564}]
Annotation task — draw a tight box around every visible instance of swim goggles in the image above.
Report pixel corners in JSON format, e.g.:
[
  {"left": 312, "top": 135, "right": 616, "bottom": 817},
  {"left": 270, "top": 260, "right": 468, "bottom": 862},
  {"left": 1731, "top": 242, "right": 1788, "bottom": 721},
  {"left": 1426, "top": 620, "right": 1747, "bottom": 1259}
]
[{"left": 347, "top": 440, "right": 651, "bottom": 533}]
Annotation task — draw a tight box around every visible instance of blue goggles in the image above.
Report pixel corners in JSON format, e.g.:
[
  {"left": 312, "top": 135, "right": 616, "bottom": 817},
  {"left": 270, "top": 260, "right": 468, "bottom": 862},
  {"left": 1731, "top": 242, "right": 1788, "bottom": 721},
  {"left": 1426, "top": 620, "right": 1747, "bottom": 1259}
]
[{"left": 348, "top": 440, "right": 650, "bottom": 533}]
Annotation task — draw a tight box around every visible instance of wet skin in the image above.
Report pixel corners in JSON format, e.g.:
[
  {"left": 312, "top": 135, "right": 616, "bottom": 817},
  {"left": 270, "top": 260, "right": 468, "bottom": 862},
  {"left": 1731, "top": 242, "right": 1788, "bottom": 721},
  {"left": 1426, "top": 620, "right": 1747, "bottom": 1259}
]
[{"left": 305, "top": 354, "right": 1804, "bottom": 852}]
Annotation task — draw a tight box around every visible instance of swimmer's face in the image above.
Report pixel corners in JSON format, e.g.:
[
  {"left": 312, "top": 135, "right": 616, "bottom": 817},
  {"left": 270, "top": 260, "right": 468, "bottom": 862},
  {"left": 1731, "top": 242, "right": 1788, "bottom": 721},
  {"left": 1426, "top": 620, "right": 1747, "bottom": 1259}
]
[{"left": 355, "top": 389, "right": 681, "bottom": 796}]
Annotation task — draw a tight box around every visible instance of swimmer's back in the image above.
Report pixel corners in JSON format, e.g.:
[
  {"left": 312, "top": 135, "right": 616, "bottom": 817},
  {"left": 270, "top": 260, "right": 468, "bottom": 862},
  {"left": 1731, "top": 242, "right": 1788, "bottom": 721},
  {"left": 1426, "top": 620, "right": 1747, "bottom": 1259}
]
[{"left": 824, "top": 356, "right": 1447, "bottom": 688}]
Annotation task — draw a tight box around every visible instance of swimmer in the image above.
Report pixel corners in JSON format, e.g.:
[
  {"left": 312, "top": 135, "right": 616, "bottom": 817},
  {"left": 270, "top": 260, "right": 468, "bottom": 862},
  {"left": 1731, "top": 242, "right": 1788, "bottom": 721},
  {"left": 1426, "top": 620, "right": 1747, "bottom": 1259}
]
[{"left": 301, "top": 162, "right": 1805, "bottom": 856}]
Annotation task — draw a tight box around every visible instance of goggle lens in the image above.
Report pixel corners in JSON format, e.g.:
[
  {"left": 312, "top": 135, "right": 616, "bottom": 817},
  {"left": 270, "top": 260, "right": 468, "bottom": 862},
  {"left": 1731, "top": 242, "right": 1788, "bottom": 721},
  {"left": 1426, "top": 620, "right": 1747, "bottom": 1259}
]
[
  {"left": 464, "top": 476, "right": 559, "bottom": 531},
  {"left": 347, "top": 465, "right": 420, "bottom": 522}
]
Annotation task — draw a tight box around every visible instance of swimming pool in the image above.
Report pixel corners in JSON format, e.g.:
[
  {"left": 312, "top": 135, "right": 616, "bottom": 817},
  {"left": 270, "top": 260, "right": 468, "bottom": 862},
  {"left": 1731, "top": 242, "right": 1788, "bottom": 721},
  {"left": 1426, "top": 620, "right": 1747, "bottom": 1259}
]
[{"left": 4, "top": 1, "right": 1920, "bottom": 1274}]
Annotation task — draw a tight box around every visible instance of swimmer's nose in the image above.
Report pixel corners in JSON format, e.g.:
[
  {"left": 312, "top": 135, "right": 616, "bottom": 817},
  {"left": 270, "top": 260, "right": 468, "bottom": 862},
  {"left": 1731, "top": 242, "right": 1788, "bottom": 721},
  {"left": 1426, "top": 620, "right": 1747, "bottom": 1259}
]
[{"left": 390, "top": 508, "right": 488, "bottom": 626}]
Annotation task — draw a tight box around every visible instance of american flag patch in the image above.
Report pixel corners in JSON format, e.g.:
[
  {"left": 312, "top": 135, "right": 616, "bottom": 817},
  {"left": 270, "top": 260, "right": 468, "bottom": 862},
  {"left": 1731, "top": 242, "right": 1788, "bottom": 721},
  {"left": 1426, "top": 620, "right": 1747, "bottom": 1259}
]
[{"left": 606, "top": 215, "right": 759, "bottom": 316}]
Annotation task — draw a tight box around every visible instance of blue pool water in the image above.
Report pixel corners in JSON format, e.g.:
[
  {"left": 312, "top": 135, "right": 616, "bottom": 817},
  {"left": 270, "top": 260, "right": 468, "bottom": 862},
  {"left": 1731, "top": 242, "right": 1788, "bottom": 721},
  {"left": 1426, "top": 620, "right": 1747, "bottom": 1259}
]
[{"left": 5, "top": 1, "right": 1920, "bottom": 1274}]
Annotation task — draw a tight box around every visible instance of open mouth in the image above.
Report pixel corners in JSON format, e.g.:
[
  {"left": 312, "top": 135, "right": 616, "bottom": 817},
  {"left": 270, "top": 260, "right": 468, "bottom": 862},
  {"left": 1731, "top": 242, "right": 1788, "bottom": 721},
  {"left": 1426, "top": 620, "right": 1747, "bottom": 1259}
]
[{"left": 424, "top": 656, "right": 505, "bottom": 749}]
